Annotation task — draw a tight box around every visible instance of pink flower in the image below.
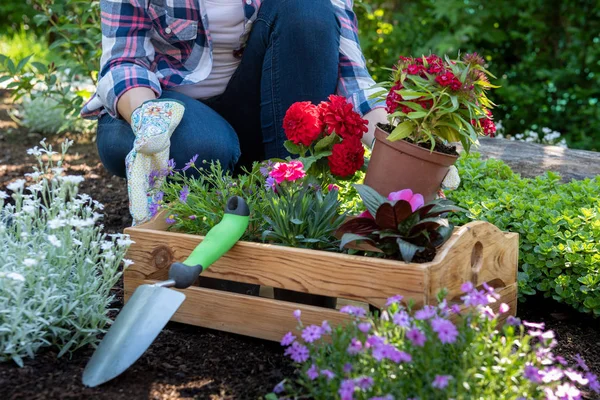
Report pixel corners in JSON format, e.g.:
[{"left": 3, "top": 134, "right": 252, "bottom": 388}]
[
  {"left": 387, "top": 189, "right": 424, "bottom": 211},
  {"left": 499, "top": 303, "right": 510, "bottom": 313},
  {"left": 328, "top": 184, "right": 340, "bottom": 192},
  {"left": 269, "top": 160, "right": 306, "bottom": 184}
]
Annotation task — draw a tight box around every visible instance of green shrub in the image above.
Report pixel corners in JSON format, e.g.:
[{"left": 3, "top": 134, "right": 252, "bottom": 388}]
[
  {"left": 268, "top": 285, "right": 599, "bottom": 399},
  {"left": 0, "top": 139, "right": 131, "bottom": 366},
  {"left": 446, "top": 154, "right": 600, "bottom": 315}
]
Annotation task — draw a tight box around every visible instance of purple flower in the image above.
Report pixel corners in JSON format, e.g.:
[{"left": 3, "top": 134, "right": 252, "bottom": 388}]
[
  {"left": 165, "top": 214, "right": 177, "bottom": 224},
  {"left": 541, "top": 367, "right": 564, "bottom": 383},
  {"left": 340, "top": 305, "right": 367, "bottom": 317},
  {"left": 480, "top": 306, "right": 495, "bottom": 320},
  {"left": 432, "top": 374, "right": 452, "bottom": 389},
  {"left": 354, "top": 376, "right": 374, "bottom": 390},
  {"left": 293, "top": 309, "right": 301, "bottom": 322},
  {"left": 280, "top": 332, "right": 296, "bottom": 346},
  {"left": 148, "top": 202, "right": 160, "bottom": 217},
  {"left": 154, "top": 191, "right": 164, "bottom": 202},
  {"left": 555, "top": 355, "right": 567, "bottom": 366},
  {"left": 302, "top": 325, "right": 323, "bottom": 343},
  {"left": 189, "top": 215, "right": 196, "bottom": 220},
  {"left": 260, "top": 160, "right": 274, "bottom": 177},
  {"left": 499, "top": 303, "right": 510, "bottom": 313},
  {"left": 366, "top": 335, "right": 386, "bottom": 349},
  {"left": 392, "top": 310, "right": 411, "bottom": 327},
  {"left": 369, "top": 396, "right": 394, "bottom": 400},
  {"left": 273, "top": 380, "right": 285, "bottom": 394},
  {"left": 265, "top": 176, "right": 276, "bottom": 191},
  {"left": 321, "top": 369, "right": 336, "bottom": 381},
  {"left": 406, "top": 328, "right": 426, "bottom": 347},
  {"left": 523, "top": 321, "right": 545, "bottom": 330},
  {"left": 179, "top": 186, "right": 189, "bottom": 203},
  {"left": 555, "top": 382, "right": 581, "bottom": 399},
  {"left": 461, "top": 289, "right": 489, "bottom": 307},
  {"left": 430, "top": 317, "right": 458, "bottom": 344},
  {"left": 524, "top": 364, "right": 542, "bottom": 383},
  {"left": 343, "top": 363, "right": 353, "bottom": 373},
  {"left": 385, "top": 294, "right": 404, "bottom": 306},
  {"left": 573, "top": 354, "right": 589, "bottom": 372},
  {"left": 166, "top": 158, "right": 176, "bottom": 175},
  {"left": 506, "top": 316, "right": 521, "bottom": 326},
  {"left": 358, "top": 322, "right": 371, "bottom": 333},
  {"left": 386, "top": 348, "right": 412, "bottom": 363},
  {"left": 586, "top": 373, "right": 600, "bottom": 393},
  {"left": 450, "top": 304, "right": 461, "bottom": 314},
  {"left": 321, "top": 320, "right": 332, "bottom": 334},
  {"left": 284, "top": 341, "right": 309, "bottom": 363},
  {"left": 347, "top": 337, "right": 363, "bottom": 355},
  {"left": 415, "top": 305, "right": 437, "bottom": 320},
  {"left": 339, "top": 379, "right": 356, "bottom": 400},
  {"left": 182, "top": 154, "right": 198, "bottom": 171},
  {"left": 461, "top": 281, "right": 474, "bottom": 293},
  {"left": 306, "top": 364, "right": 319, "bottom": 380}
]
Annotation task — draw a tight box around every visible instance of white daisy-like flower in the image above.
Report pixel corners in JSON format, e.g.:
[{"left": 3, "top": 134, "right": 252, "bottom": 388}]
[
  {"left": 22, "top": 205, "right": 36, "bottom": 214},
  {"left": 101, "top": 241, "right": 114, "bottom": 251},
  {"left": 0, "top": 191, "right": 8, "bottom": 199},
  {"left": 27, "top": 146, "right": 42, "bottom": 156},
  {"left": 59, "top": 175, "right": 85, "bottom": 185},
  {"left": 47, "top": 218, "right": 66, "bottom": 229},
  {"left": 51, "top": 167, "right": 64, "bottom": 175},
  {"left": 122, "top": 259, "right": 135, "bottom": 268},
  {"left": 93, "top": 201, "right": 105, "bottom": 211},
  {"left": 72, "top": 238, "right": 83, "bottom": 246},
  {"left": 92, "top": 212, "right": 103, "bottom": 222},
  {"left": 103, "top": 252, "right": 116, "bottom": 261},
  {"left": 117, "top": 238, "right": 135, "bottom": 247},
  {"left": 25, "top": 171, "right": 42, "bottom": 179},
  {"left": 6, "top": 272, "right": 25, "bottom": 282},
  {"left": 23, "top": 258, "right": 37, "bottom": 267},
  {"left": 7, "top": 179, "right": 26, "bottom": 192},
  {"left": 47, "top": 234, "right": 62, "bottom": 247},
  {"left": 78, "top": 194, "right": 91, "bottom": 202},
  {"left": 28, "top": 183, "right": 44, "bottom": 192}
]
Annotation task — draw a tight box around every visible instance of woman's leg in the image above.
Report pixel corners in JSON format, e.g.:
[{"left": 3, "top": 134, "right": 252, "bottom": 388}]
[
  {"left": 207, "top": 0, "right": 341, "bottom": 170},
  {"left": 97, "top": 90, "right": 241, "bottom": 178}
]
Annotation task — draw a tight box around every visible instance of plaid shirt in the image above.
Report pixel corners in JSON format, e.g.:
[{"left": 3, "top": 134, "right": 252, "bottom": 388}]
[{"left": 81, "top": 0, "right": 384, "bottom": 119}]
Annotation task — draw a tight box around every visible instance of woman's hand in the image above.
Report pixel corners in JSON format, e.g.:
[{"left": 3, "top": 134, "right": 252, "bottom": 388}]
[{"left": 361, "top": 107, "right": 388, "bottom": 149}]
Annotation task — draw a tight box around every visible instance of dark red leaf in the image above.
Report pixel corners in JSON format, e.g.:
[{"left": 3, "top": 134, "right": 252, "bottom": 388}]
[{"left": 337, "top": 217, "right": 379, "bottom": 236}]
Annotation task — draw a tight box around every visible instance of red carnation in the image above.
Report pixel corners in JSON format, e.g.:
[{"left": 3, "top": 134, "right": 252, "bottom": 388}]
[
  {"left": 320, "top": 95, "right": 368, "bottom": 139},
  {"left": 283, "top": 102, "right": 323, "bottom": 146},
  {"left": 328, "top": 137, "right": 365, "bottom": 177}
]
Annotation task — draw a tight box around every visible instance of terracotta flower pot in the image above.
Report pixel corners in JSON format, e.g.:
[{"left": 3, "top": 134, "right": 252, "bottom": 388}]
[{"left": 364, "top": 126, "right": 459, "bottom": 202}]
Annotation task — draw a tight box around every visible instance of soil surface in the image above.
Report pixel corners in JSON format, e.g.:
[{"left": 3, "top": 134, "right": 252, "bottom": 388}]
[{"left": 1, "top": 91, "right": 599, "bottom": 399}]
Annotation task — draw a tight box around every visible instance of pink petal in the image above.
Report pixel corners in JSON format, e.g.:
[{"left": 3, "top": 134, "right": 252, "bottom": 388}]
[
  {"left": 387, "top": 189, "right": 414, "bottom": 202},
  {"left": 409, "top": 193, "right": 425, "bottom": 211},
  {"left": 358, "top": 210, "right": 374, "bottom": 219}
]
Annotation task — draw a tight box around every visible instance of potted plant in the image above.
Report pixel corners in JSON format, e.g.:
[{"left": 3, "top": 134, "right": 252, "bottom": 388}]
[{"left": 366, "top": 53, "right": 498, "bottom": 202}]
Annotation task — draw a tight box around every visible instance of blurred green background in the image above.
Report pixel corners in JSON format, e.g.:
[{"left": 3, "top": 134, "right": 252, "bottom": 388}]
[{"left": 0, "top": 0, "right": 598, "bottom": 150}]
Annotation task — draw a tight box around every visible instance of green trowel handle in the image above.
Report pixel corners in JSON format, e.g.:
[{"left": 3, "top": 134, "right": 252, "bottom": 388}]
[{"left": 168, "top": 196, "right": 249, "bottom": 288}]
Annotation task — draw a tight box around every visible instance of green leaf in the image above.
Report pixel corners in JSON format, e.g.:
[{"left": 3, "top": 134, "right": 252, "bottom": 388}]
[
  {"left": 354, "top": 184, "right": 387, "bottom": 216},
  {"left": 298, "top": 155, "right": 318, "bottom": 171},
  {"left": 407, "top": 111, "right": 427, "bottom": 119},
  {"left": 283, "top": 140, "right": 302, "bottom": 155},
  {"left": 340, "top": 233, "right": 372, "bottom": 249},
  {"left": 314, "top": 133, "right": 340, "bottom": 153},
  {"left": 387, "top": 121, "right": 415, "bottom": 141},
  {"left": 0, "top": 75, "right": 11, "bottom": 84},
  {"left": 290, "top": 218, "right": 303, "bottom": 225},
  {"left": 16, "top": 55, "right": 33, "bottom": 73},
  {"left": 398, "top": 90, "right": 429, "bottom": 100},
  {"left": 396, "top": 238, "right": 423, "bottom": 263},
  {"left": 450, "top": 95, "right": 459, "bottom": 111},
  {"left": 31, "top": 62, "right": 48, "bottom": 74}
]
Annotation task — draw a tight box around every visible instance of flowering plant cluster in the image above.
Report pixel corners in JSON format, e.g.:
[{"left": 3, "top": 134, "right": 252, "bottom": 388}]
[
  {"left": 268, "top": 283, "right": 599, "bottom": 400},
  {"left": 375, "top": 53, "right": 498, "bottom": 153},
  {"left": 0, "top": 140, "right": 132, "bottom": 366},
  {"left": 282, "top": 95, "right": 368, "bottom": 179}
]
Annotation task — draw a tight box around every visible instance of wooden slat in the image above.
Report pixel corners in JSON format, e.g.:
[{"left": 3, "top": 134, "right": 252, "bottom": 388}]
[{"left": 124, "top": 278, "right": 352, "bottom": 342}]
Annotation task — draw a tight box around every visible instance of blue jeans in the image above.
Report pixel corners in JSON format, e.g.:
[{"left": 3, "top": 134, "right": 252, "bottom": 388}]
[{"left": 97, "top": 0, "right": 341, "bottom": 177}]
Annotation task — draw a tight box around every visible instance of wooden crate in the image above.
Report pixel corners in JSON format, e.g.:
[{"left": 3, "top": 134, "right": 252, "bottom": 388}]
[{"left": 123, "top": 217, "right": 518, "bottom": 342}]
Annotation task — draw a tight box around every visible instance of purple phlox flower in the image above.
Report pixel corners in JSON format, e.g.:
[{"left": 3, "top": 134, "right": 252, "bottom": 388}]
[
  {"left": 340, "top": 305, "right": 367, "bottom": 318},
  {"left": 302, "top": 325, "right": 323, "bottom": 343},
  {"left": 386, "top": 347, "right": 412, "bottom": 363},
  {"left": 564, "top": 369, "right": 589, "bottom": 385},
  {"left": 265, "top": 176, "right": 277, "bottom": 191},
  {"left": 343, "top": 363, "right": 353, "bottom": 373},
  {"left": 555, "top": 382, "right": 581, "bottom": 400},
  {"left": 432, "top": 375, "right": 453, "bottom": 389},
  {"left": 347, "top": 337, "right": 363, "bottom": 355},
  {"left": 541, "top": 366, "right": 565, "bottom": 383},
  {"left": 524, "top": 364, "right": 542, "bottom": 383},
  {"left": 354, "top": 376, "right": 374, "bottom": 390},
  {"left": 385, "top": 294, "right": 404, "bottom": 307},
  {"left": 415, "top": 305, "right": 437, "bottom": 320},
  {"left": 573, "top": 354, "right": 589, "bottom": 372},
  {"left": 165, "top": 214, "right": 177, "bottom": 224},
  {"left": 369, "top": 396, "right": 394, "bottom": 400},
  {"left": 523, "top": 321, "right": 545, "bottom": 330},
  {"left": 366, "top": 335, "right": 386, "bottom": 349},
  {"left": 306, "top": 364, "right": 319, "bottom": 380},
  {"left": 321, "top": 369, "right": 336, "bottom": 381},
  {"left": 480, "top": 306, "right": 496, "bottom": 320},
  {"left": 148, "top": 202, "right": 160, "bottom": 217},
  {"left": 182, "top": 154, "right": 198, "bottom": 171},
  {"left": 506, "top": 316, "right": 521, "bottom": 326},
  {"left": 586, "top": 373, "right": 600, "bottom": 393},
  {"left": 450, "top": 304, "right": 461, "bottom": 314},
  {"left": 392, "top": 310, "right": 411, "bottom": 327},
  {"left": 431, "top": 317, "right": 458, "bottom": 344},
  {"left": 280, "top": 332, "right": 296, "bottom": 346},
  {"left": 273, "top": 380, "right": 285, "bottom": 394},
  {"left": 461, "top": 289, "right": 489, "bottom": 307},
  {"left": 339, "top": 379, "right": 356, "bottom": 400},
  {"left": 293, "top": 309, "right": 301, "bottom": 322},
  {"left": 179, "top": 185, "right": 189, "bottom": 203},
  {"left": 321, "top": 320, "right": 332, "bottom": 334},
  {"left": 406, "top": 328, "right": 426, "bottom": 347},
  {"left": 358, "top": 322, "right": 371, "bottom": 333},
  {"left": 498, "top": 303, "right": 510, "bottom": 313},
  {"left": 189, "top": 215, "right": 196, "bottom": 220},
  {"left": 461, "top": 281, "right": 474, "bottom": 293},
  {"left": 284, "top": 341, "right": 309, "bottom": 363}
]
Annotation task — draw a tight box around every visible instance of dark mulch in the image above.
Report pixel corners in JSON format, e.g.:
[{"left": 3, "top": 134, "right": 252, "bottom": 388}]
[{"left": 0, "top": 91, "right": 598, "bottom": 399}]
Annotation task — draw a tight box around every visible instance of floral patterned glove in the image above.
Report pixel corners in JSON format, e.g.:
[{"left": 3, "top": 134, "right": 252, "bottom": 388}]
[{"left": 125, "top": 99, "right": 185, "bottom": 226}]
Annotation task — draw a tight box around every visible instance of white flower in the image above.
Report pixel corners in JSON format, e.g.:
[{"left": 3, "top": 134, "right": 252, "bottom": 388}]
[
  {"left": 6, "top": 272, "right": 25, "bottom": 282},
  {"left": 122, "top": 259, "right": 134, "bottom": 268},
  {"left": 93, "top": 201, "right": 105, "bottom": 211},
  {"left": 27, "top": 146, "right": 42, "bottom": 156},
  {"left": 51, "top": 167, "right": 64, "bottom": 175},
  {"left": 117, "top": 238, "right": 135, "bottom": 247},
  {"left": 72, "top": 238, "right": 83, "bottom": 246},
  {"left": 103, "top": 252, "right": 116, "bottom": 261},
  {"left": 47, "top": 218, "right": 66, "bottom": 229},
  {"left": 59, "top": 175, "right": 85, "bottom": 185},
  {"left": 47, "top": 234, "right": 62, "bottom": 247},
  {"left": 78, "top": 194, "right": 91, "bottom": 202},
  {"left": 100, "top": 241, "right": 114, "bottom": 251},
  {"left": 7, "top": 179, "right": 26, "bottom": 192},
  {"left": 22, "top": 205, "right": 36, "bottom": 214},
  {"left": 28, "top": 183, "right": 44, "bottom": 192},
  {"left": 23, "top": 258, "right": 37, "bottom": 267},
  {"left": 92, "top": 212, "right": 103, "bottom": 222},
  {"left": 20, "top": 232, "right": 28, "bottom": 239},
  {"left": 0, "top": 191, "right": 8, "bottom": 199}
]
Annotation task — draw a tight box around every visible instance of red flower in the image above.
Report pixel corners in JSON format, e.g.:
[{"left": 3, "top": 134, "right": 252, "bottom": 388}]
[
  {"left": 407, "top": 64, "right": 424, "bottom": 75},
  {"left": 436, "top": 71, "right": 462, "bottom": 91},
  {"left": 428, "top": 63, "right": 443, "bottom": 74},
  {"left": 386, "top": 82, "right": 403, "bottom": 114},
  {"left": 471, "top": 110, "right": 496, "bottom": 137},
  {"left": 320, "top": 95, "right": 368, "bottom": 139},
  {"left": 328, "top": 137, "right": 365, "bottom": 177},
  {"left": 283, "top": 102, "right": 323, "bottom": 146}
]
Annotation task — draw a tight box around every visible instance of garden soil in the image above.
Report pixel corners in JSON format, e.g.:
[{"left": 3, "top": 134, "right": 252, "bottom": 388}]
[{"left": 0, "top": 91, "right": 599, "bottom": 399}]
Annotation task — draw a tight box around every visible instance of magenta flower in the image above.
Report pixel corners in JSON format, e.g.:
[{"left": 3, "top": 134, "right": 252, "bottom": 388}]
[
  {"left": 321, "top": 320, "right": 332, "bottom": 334},
  {"left": 269, "top": 160, "right": 306, "bottom": 183},
  {"left": 293, "top": 309, "right": 301, "bottom": 322},
  {"left": 415, "top": 305, "right": 437, "bottom": 320},
  {"left": 573, "top": 354, "right": 589, "bottom": 372},
  {"left": 431, "top": 317, "right": 458, "bottom": 344},
  {"left": 385, "top": 294, "right": 404, "bottom": 307},
  {"left": 306, "top": 364, "right": 319, "bottom": 380},
  {"left": 321, "top": 369, "right": 336, "bottom": 381},
  {"left": 392, "top": 310, "right": 411, "bottom": 327},
  {"left": 189, "top": 215, "right": 196, "bottom": 220},
  {"left": 499, "top": 303, "right": 510, "bottom": 313},
  {"left": 280, "top": 332, "right": 296, "bottom": 346},
  {"left": 354, "top": 376, "right": 374, "bottom": 390},
  {"left": 302, "top": 325, "right": 323, "bottom": 343},
  {"left": 179, "top": 186, "right": 189, "bottom": 203},
  {"left": 347, "top": 337, "right": 363, "bottom": 355},
  {"left": 182, "top": 154, "right": 198, "bottom": 171},
  {"left": 339, "top": 379, "right": 356, "bottom": 400},
  {"left": 387, "top": 188, "right": 424, "bottom": 211},
  {"left": 432, "top": 374, "right": 452, "bottom": 389},
  {"left": 340, "top": 305, "right": 367, "bottom": 317},
  {"left": 358, "top": 322, "right": 371, "bottom": 333},
  {"left": 406, "top": 328, "right": 426, "bottom": 347},
  {"left": 481, "top": 306, "right": 495, "bottom": 320},
  {"left": 284, "top": 341, "right": 309, "bottom": 363},
  {"left": 328, "top": 184, "right": 340, "bottom": 192},
  {"left": 524, "top": 364, "right": 542, "bottom": 383}
]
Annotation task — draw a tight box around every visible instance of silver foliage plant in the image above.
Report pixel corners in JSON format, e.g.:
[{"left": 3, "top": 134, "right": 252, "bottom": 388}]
[{"left": 0, "top": 139, "right": 133, "bottom": 366}]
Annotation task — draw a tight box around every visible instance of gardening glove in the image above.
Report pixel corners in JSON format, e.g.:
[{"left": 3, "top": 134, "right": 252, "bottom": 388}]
[
  {"left": 436, "top": 166, "right": 461, "bottom": 200},
  {"left": 125, "top": 99, "right": 185, "bottom": 226}
]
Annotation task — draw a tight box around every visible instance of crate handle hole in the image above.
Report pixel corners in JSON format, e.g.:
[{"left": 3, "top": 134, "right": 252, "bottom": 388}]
[{"left": 470, "top": 241, "right": 483, "bottom": 283}]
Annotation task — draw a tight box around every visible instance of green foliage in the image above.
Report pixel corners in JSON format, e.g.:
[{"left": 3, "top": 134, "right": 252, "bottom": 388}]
[
  {"left": 446, "top": 154, "right": 600, "bottom": 315},
  {"left": 0, "top": 140, "right": 130, "bottom": 366},
  {"left": 356, "top": 0, "right": 600, "bottom": 150},
  {"left": 271, "top": 286, "right": 597, "bottom": 399},
  {"left": 0, "top": 1, "right": 37, "bottom": 34},
  {"left": 0, "top": 27, "right": 61, "bottom": 66}
]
